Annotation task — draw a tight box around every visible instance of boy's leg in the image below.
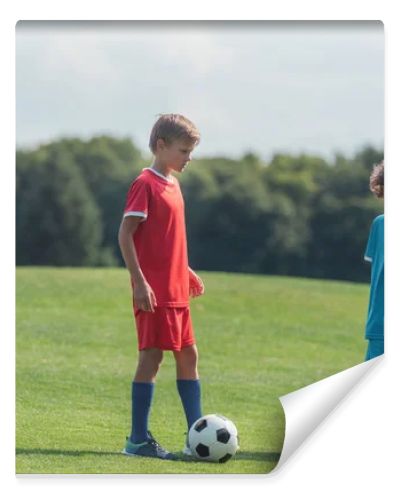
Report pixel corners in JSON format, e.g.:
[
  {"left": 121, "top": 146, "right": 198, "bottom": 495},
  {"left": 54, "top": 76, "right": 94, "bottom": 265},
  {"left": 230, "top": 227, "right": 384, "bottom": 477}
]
[
  {"left": 134, "top": 347, "right": 164, "bottom": 382},
  {"left": 174, "top": 345, "right": 202, "bottom": 430},
  {"left": 130, "top": 348, "right": 163, "bottom": 443}
]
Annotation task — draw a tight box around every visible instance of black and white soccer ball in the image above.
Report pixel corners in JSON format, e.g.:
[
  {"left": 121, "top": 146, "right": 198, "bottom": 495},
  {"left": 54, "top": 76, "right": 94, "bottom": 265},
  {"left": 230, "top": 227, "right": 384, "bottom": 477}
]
[{"left": 188, "top": 414, "right": 239, "bottom": 463}]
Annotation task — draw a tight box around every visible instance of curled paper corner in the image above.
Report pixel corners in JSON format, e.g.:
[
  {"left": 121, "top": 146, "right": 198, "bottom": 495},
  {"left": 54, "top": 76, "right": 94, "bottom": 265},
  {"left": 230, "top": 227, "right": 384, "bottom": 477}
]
[{"left": 275, "top": 356, "right": 383, "bottom": 471}]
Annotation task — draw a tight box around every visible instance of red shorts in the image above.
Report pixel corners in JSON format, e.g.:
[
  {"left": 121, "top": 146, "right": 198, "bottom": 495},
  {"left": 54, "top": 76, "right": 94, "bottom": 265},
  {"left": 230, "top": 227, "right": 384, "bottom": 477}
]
[{"left": 134, "top": 306, "right": 195, "bottom": 351}]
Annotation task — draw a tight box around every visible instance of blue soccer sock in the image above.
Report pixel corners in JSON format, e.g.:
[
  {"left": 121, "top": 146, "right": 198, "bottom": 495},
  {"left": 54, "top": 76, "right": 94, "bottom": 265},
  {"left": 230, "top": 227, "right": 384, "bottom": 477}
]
[
  {"left": 130, "top": 381, "right": 154, "bottom": 444},
  {"left": 177, "top": 379, "right": 202, "bottom": 430}
]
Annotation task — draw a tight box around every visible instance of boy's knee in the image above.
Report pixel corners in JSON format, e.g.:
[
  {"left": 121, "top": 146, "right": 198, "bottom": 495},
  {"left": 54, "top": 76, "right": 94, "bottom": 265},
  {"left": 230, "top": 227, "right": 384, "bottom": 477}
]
[
  {"left": 138, "top": 349, "right": 163, "bottom": 373},
  {"left": 187, "top": 344, "right": 198, "bottom": 358},
  {"left": 149, "top": 349, "right": 164, "bottom": 370},
  {"left": 156, "top": 352, "right": 164, "bottom": 369},
  {"left": 178, "top": 345, "right": 198, "bottom": 367},
  {"left": 174, "top": 345, "right": 199, "bottom": 379}
]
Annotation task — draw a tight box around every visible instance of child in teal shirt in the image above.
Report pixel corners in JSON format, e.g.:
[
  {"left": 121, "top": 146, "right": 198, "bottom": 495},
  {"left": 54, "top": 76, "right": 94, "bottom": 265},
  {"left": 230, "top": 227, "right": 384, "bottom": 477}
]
[{"left": 364, "top": 161, "right": 384, "bottom": 360}]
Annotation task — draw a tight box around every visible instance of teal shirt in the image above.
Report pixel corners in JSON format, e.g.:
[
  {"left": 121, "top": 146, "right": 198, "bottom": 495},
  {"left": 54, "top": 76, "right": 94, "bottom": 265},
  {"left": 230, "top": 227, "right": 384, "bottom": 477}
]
[{"left": 364, "top": 214, "right": 384, "bottom": 339}]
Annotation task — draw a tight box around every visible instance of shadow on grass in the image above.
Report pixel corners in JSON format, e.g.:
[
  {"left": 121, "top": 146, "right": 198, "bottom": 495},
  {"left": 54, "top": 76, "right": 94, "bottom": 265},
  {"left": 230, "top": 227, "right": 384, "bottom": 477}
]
[
  {"left": 179, "top": 451, "right": 280, "bottom": 463},
  {"left": 17, "top": 448, "right": 280, "bottom": 463},
  {"left": 16, "top": 448, "right": 122, "bottom": 458},
  {"left": 234, "top": 451, "right": 280, "bottom": 462}
]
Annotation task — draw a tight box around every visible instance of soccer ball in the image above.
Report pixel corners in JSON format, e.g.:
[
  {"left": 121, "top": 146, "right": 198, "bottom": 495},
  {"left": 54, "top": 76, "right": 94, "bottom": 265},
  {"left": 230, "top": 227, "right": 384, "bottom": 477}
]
[{"left": 188, "top": 414, "right": 239, "bottom": 463}]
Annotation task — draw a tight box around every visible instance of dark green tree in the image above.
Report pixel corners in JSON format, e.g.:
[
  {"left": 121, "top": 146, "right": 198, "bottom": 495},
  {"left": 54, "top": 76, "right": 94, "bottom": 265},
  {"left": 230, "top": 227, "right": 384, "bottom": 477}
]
[
  {"left": 306, "top": 151, "right": 383, "bottom": 281},
  {"left": 16, "top": 145, "right": 103, "bottom": 266},
  {"left": 16, "top": 137, "right": 383, "bottom": 282}
]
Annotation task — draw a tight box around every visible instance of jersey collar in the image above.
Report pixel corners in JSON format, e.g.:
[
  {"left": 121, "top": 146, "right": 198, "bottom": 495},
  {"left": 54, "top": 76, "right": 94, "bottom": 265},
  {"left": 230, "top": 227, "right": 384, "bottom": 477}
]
[{"left": 145, "top": 166, "right": 175, "bottom": 184}]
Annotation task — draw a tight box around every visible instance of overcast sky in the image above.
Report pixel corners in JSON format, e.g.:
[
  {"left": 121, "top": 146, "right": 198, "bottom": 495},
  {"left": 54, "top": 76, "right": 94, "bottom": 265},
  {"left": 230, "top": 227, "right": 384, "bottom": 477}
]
[{"left": 16, "top": 21, "right": 384, "bottom": 161}]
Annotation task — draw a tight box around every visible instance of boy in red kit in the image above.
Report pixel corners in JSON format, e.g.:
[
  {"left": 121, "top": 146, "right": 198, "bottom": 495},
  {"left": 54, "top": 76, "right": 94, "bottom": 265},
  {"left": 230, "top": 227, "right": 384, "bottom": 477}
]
[{"left": 118, "top": 114, "right": 204, "bottom": 459}]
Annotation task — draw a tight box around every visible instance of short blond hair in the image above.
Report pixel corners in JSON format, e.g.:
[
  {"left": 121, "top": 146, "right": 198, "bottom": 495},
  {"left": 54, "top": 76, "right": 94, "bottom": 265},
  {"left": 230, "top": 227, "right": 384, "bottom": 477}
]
[
  {"left": 369, "top": 160, "right": 384, "bottom": 198},
  {"left": 149, "top": 114, "right": 200, "bottom": 154}
]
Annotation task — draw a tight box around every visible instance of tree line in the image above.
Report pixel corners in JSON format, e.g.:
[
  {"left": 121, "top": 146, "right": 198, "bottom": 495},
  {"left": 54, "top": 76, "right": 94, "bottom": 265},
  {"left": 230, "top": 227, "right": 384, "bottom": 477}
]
[{"left": 16, "top": 136, "right": 383, "bottom": 282}]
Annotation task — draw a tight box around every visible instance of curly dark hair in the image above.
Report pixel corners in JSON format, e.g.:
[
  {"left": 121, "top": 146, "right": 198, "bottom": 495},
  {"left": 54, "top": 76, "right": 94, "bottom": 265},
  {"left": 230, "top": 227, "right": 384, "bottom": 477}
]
[{"left": 369, "top": 160, "right": 384, "bottom": 198}]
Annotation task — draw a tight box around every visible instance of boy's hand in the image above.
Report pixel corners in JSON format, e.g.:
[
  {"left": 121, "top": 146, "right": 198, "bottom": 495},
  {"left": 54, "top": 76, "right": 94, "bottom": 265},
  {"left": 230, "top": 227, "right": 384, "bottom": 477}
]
[
  {"left": 133, "top": 278, "right": 157, "bottom": 312},
  {"left": 189, "top": 268, "right": 205, "bottom": 298}
]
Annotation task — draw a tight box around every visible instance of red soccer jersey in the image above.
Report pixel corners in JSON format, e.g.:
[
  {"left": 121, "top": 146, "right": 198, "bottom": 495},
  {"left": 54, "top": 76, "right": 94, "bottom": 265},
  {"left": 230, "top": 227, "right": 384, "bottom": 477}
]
[{"left": 123, "top": 168, "right": 189, "bottom": 307}]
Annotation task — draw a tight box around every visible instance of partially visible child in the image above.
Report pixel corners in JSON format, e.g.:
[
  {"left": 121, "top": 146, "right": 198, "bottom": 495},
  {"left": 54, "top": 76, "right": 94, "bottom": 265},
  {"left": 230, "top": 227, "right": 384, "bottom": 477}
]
[{"left": 364, "top": 161, "right": 384, "bottom": 361}]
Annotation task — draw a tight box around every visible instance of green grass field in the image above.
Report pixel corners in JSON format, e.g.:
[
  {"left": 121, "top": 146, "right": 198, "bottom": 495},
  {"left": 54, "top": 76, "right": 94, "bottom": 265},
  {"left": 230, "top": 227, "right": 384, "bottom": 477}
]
[{"left": 16, "top": 267, "right": 368, "bottom": 474}]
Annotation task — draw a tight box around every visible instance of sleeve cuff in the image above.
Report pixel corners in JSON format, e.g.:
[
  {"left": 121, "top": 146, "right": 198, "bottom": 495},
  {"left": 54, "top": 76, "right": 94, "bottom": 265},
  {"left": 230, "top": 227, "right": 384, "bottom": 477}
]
[{"left": 124, "top": 211, "right": 147, "bottom": 220}]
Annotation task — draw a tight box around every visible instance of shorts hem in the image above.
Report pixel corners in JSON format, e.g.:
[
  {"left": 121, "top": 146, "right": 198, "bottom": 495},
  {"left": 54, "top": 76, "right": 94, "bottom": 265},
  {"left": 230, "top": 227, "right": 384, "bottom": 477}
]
[
  {"left": 154, "top": 302, "right": 190, "bottom": 308},
  {"left": 138, "top": 341, "right": 196, "bottom": 352}
]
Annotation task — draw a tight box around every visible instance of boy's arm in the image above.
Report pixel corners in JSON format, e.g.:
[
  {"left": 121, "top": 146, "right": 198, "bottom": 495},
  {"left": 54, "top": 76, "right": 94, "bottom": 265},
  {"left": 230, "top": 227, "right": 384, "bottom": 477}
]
[
  {"left": 188, "top": 267, "right": 205, "bottom": 298},
  {"left": 118, "top": 216, "right": 157, "bottom": 312}
]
